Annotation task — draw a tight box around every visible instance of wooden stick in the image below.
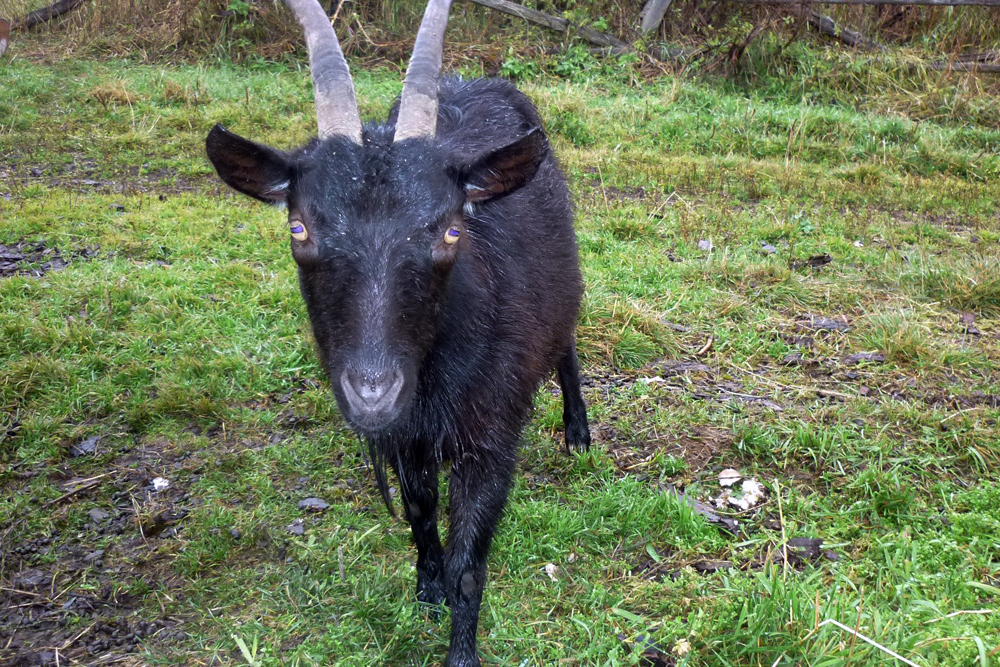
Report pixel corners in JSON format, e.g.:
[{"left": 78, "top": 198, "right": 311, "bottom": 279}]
[
  {"left": 12, "top": 0, "right": 90, "bottom": 30},
  {"left": 43, "top": 476, "right": 107, "bottom": 507},
  {"left": 807, "top": 12, "right": 879, "bottom": 49},
  {"left": 465, "top": 0, "right": 628, "bottom": 48},
  {"left": 925, "top": 61, "right": 1000, "bottom": 72},
  {"left": 955, "top": 50, "right": 1000, "bottom": 63}
]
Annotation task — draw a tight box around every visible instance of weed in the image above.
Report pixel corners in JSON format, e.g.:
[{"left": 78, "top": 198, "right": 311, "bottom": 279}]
[
  {"left": 899, "top": 253, "right": 1000, "bottom": 315},
  {"left": 89, "top": 80, "right": 137, "bottom": 109},
  {"left": 499, "top": 46, "right": 540, "bottom": 82},
  {"left": 552, "top": 44, "right": 599, "bottom": 82}
]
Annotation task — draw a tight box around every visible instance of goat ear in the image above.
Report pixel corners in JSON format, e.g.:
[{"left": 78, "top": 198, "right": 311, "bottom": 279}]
[
  {"left": 206, "top": 124, "right": 292, "bottom": 205},
  {"left": 463, "top": 128, "right": 549, "bottom": 203}
]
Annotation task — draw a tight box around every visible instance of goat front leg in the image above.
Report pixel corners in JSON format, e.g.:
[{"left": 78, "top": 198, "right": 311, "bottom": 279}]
[
  {"left": 443, "top": 450, "right": 516, "bottom": 667},
  {"left": 393, "top": 447, "right": 446, "bottom": 607}
]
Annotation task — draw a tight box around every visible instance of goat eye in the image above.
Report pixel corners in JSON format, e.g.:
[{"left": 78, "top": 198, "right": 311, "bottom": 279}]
[
  {"left": 443, "top": 227, "right": 460, "bottom": 245},
  {"left": 290, "top": 220, "right": 308, "bottom": 241}
]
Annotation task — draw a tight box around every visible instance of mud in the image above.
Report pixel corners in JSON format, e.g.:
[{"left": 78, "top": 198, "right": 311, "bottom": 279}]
[
  {"left": 0, "top": 241, "right": 98, "bottom": 278},
  {"left": 1, "top": 154, "right": 210, "bottom": 198},
  {"left": 1, "top": 438, "right": 193, "bottom": 665}
]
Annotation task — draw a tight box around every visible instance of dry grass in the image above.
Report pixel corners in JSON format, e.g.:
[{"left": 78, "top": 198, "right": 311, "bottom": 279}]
[
  {"left": 160, "top": 78, "right": 209, "bottom": 105},
  {"left": 1, "top": 0, "right": 997, "bottom": 69},
  {"left": 89, "top": 79, "right": 136, "bottom": 108}
]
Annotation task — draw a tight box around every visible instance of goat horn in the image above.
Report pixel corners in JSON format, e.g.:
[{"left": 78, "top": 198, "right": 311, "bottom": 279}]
[
  {"left": 284, "top": 0, "right": 363, "bottom": 144},
  {"left": 394, "top": 0, "right": 453, "bottom": 142}
]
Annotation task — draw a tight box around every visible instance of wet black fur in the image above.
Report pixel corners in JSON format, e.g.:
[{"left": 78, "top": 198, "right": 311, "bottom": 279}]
[{"left": 206, "top": 77, "right": 590, "bottom": 667}]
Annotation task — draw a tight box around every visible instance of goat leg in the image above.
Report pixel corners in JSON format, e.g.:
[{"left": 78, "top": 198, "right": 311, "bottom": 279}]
[
  {"left": 443, "top": 450, "right": 516, "bottom": 667},
  {"left": 394, "top": 446, "right": 446, "bottom": 608},
  {"left": 557, "top": 339, "right": 591, "bottom": 454}
]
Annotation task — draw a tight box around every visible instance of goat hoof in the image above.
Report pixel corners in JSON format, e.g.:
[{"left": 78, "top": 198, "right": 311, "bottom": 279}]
[
  {"left": 417, "top": 576, "right": 446, "bottom": 610},
  {"left": 564, "top": 424, "right": 591, "bottom": 454},
  {"left": 445, "top": 654, "right": 481, "bottom": 667}
]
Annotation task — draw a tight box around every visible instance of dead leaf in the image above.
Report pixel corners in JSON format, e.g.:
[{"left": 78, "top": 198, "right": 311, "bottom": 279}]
[
  {"left": 960, "top": 312, "right": 981, "bottom": 336},
  {"left": 844, "top": 352, "right": 885, "bottom": 365},
  {"left": 791, "top": 254, "right": 832, "bottom": 270},
  {"left": 797, "top": 315, "right": 850, "bottom": 333}
]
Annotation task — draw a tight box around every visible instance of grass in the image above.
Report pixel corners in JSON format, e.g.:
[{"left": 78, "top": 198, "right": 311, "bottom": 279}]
[{"left": 1, "top": 42, "right": 999, "bottom": 667}]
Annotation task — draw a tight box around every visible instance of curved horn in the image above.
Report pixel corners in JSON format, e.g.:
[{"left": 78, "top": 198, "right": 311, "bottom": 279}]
[
  {"left": 394, "top": 0, "right": 453, "bottom": 142},
  {"left": 284, "top": 0, "right": 363, "bottom": 144}
]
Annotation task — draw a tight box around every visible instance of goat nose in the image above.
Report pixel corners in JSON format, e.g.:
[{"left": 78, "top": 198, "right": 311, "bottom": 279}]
[{"left": 341, "top": 368, "right": 404, "bottom": 411}]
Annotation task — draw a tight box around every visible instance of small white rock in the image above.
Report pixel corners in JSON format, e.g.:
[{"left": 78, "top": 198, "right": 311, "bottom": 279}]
[
  {"left": 728, "top": 478, "right": 765, "bottom": 510},
  {"left": 151, "top": 477, "right": 170, "bottom": 492},
  {"left": 719, "top": 468, "right": 741, "bottom": 487},
  {"left": 544, "top": 563, "right": 559, "bottom": 582}
]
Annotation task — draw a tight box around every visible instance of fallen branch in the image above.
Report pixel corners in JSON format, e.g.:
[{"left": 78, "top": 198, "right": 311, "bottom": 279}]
[
  {"left": 806, "top": 12, "right": 879, "bottom": 49},
  {"left": 43, "top": 474, "right": 108, "bottom": 507},
  {"left": 465, "top": 0, "right": 628, "bottom": 49},
  {"left": 12, "top": 0, "right": 89, "bottom": 31},
  {"left": 925, "top": 60, "right": 1000, "bottom": 72},
  {"left": 640, "top": 0, "right": 674, "bottom": 36},
  {"left": 955, "top": 50, "right": 1000, "bottom": 63},
  {"left": 469, "top": 0, "right": 696, "bottom": 64}
]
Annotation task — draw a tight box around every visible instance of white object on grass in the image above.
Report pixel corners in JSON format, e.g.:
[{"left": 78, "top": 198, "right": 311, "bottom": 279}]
[
  {"left": 719, "top": 468, "right": 741, "bottom": 487},
  {"left": 816, "top": 618, "right": 921, "bottom": 667}
]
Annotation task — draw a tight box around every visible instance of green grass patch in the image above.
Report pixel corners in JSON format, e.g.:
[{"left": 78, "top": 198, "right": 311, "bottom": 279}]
[{"left": 1, "top": 51, "right": 998, "bottom": 667}]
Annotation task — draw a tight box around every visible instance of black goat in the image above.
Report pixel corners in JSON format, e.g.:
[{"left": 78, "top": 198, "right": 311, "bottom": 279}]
[{"left": 205, "top": 0, "right": 589, "bottom": 664}]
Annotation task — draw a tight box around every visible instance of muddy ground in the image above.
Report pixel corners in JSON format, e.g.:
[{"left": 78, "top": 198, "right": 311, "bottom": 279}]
[{"left": 1, "top": 436, "right": 193, "bottom": 666}]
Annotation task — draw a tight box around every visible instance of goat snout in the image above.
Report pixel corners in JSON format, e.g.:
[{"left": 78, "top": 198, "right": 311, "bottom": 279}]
[{"left": 340, "top": 367, "right": 405, "bottom": 426}]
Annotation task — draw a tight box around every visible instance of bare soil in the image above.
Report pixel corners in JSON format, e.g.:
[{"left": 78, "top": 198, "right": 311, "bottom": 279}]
[
  {"left": 0, "top": 438, "right": 192, "bottom": 665},
  {"left": 0, "top": 240, "right": 97, "bottom": 278}
]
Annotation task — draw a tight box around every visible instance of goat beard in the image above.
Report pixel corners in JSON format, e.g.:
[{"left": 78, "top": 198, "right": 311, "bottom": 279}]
[
  {"left": 359, "top": 400, "right": 456, "bottom": 518},
  {"left": 364, "top": 434, "right": 398, "bottom": 517}
]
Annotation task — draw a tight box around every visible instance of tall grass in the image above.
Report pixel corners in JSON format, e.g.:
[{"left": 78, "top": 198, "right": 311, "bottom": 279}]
[
  {"left": 0, "top": 0, "right": 496, "bottom": 61},
  {"left": 1, "top": 0, "right": 998, "bottom": 66},
  {"left": 898, "top": 253, "right": 1000, "bottom": 314}
]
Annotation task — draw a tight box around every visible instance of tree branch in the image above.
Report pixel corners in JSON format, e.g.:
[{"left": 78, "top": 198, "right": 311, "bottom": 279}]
[
  {"left": 806, "top": 12, "right": 879, "bottom": 49},
  {"left": 12, "top": 0, "right": 90, "bottom": 31},
  {"left": 465, "top": 0, "right": 628, "bottom": 48}
]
